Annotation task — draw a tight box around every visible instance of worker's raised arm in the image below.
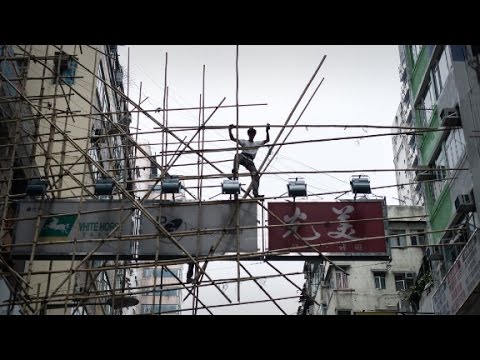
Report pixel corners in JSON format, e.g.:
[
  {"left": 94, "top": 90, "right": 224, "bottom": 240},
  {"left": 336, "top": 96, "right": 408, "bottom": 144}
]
[
  {"left": 229, "top": 124, "right": 240, "bottom": 144},
  {"left": 263, "top": 123, "right": 270, "bottom": 144}
]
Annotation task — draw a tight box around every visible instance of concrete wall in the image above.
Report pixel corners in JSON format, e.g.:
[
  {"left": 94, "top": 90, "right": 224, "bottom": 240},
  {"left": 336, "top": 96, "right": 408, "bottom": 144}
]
[
  {"left": 311, "top": 205, "right": 426, "bottom": 315},
  {"left": 10, "top": 45, "right": 128, "bottom": 199},
  {"left": 1, "top": 45, "right": 135, "bottom": 315},
  {"left": 392, "top": 48, "right": 423, "bottom": 207}
]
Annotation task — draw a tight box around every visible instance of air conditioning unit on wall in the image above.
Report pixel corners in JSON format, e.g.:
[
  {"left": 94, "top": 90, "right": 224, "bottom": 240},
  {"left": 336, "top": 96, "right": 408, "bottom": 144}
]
[
  {"left": 455, "top": 193, "right": 475, "bottom": 213},
  {"left": 440, "top": 106, "right": 461, "bottom": 127},
  {"left": 414, "top": 166, "right": 435, "bottom": 182}
]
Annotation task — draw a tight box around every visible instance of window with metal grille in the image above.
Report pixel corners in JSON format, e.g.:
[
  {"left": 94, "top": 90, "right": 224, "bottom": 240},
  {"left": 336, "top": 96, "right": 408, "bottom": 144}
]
[{"left": 52, "top": 51, "right": 77, "bottom": 85}]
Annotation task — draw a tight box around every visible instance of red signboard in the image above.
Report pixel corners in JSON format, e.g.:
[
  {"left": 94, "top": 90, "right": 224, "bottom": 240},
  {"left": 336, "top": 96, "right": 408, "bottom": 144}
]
[{"left": 268, "top": 201, "right": 386, "bottom": 254}]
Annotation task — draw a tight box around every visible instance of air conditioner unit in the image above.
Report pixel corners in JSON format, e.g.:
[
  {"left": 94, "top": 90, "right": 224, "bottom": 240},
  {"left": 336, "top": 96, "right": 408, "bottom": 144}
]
[
  {"left": 405, "top": 272, "right": 415, "bottom": 280},
  {"left": 414, "top": 166, "right": 435, "bottom": 182},
  {"left": 455, "top": 193, "right": 476, "bottom": 213},
  {"left": 440, "top": 107, "right": 461, "bottom": 127}
]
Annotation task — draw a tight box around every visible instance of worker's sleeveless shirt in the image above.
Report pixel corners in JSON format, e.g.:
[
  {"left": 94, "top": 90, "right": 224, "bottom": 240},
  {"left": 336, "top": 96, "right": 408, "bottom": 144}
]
[{"left": 239, "top": 140, "right": 264, "bottom": 159}]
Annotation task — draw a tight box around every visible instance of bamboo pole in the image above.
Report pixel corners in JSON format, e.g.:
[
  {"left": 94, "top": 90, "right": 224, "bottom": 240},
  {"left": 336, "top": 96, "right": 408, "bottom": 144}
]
[
  {"left": 235, "top": 45, "right": 241, "bottom": 303},
  {"left": 239, "top": 262, "right": 287, "bottom": 315}
]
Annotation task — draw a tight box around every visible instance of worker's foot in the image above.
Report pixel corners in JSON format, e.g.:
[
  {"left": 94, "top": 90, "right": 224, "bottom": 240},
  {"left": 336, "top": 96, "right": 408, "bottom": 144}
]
[
  {"left": 254, "top": 194, "right": 264, "bottom": 199},
  {"left": 228, "top": 172, "right": 238, "bottom": 180}
]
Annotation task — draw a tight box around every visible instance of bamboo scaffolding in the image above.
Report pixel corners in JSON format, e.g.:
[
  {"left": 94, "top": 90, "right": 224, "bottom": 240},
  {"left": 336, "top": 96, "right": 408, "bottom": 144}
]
[
  {"left": 235, "top": 45, "right": 241, "bottom": 304},
  {"left": 1, "top": 44, "right": 461, "bottom": 316},
  {"left": 1, "top": 270, "right": 306, "bottom": 310}
]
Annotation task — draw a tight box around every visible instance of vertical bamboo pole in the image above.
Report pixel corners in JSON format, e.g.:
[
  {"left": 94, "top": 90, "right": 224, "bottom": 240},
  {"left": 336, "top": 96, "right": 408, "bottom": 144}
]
[
  {"left": 158, "top": 266, "right": 164, "bottom": 314},
  {"left": 194, "top": 64, "right": 207, "bottom": 315},
  {"left": 193, "top": 93, "right": 202, "bottom": 315},
  {"left": 76, "top": 46, "right": 99, "bottom": 313},
  {"left": 43, "top": 260, "right": 54, "bottom": 314},
  {"left": 63, "top": 44, "right": 81, "bottom": 314},
  {"left": 235, "top": 45, "right": 241, "bottom": 302}
]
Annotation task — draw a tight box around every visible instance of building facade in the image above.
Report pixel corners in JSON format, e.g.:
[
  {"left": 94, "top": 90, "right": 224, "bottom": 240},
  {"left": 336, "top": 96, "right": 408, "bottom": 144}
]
[
  {"left": 131, "top": 143, "right": 183, "bottom": 315},
  {"left": 393, "top": 45, "right": 480, "bottom": 315},
  {"left": 0, "top": 45, "right": 136, "bottom": 314},
  {"left": 299, "top": 205, "right": 426, "bottom": 315},
  {"left": 392, "top": 46, "right": 424, "bottom": 207}
]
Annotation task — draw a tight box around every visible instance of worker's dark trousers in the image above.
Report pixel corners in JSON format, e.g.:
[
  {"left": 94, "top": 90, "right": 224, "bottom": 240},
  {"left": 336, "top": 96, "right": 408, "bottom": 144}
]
[{"left": 233, "top": 153, "right": 260, "bottom": 196}]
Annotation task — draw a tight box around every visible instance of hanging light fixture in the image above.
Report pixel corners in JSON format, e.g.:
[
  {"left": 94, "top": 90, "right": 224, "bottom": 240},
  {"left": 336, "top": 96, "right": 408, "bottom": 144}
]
[
  {"left": 161, "top": 177, "right": 181, "bottom": 194},
  {"left": 95, "top": 178, "right": 115, "bottom": 196},
  {"left": 287, "top": 178, "right": 307, "bottom": 198},
  {"left": 222, "top": 179, "right": 240, "bottom": 195},
  {"left": 350, "top": 175, "right": 371, "bottom": 195},
  {"left": 25, "top": 179, "right": 47, "bottom": 197}
]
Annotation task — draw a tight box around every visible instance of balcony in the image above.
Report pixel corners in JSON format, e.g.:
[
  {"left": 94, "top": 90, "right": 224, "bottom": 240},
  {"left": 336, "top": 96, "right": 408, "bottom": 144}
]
[
  {"left": 432, "top": 231, "right": 480, "bottom": 314},
  {"left": 327, "top": 288, "right": 354, "bottom": 311}
]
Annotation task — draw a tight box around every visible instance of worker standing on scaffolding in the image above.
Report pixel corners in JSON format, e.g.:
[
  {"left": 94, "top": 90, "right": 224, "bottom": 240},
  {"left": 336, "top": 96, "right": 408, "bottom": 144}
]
[{"left": 229, "top": 124, "right": 270, "bottom": 198}]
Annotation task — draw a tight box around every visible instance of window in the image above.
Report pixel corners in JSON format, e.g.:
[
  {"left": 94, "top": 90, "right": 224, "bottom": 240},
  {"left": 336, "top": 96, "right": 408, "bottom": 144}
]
[
  {"left": 433, "top": 148, "right": 447, "bottom": 199},
  {"left": 52, "top": 51, "right": 77, "bottom": 85},
  {"left": 430, "top": 128, "right": 466, "bottom": 203},
  {"left": 15, "top": 58, "right": 28, "bottom": 79},
  {"left": 142, "top": 268, "right": 181, "bottom": 278},
  {"left": 395, "top": 274, "right": 414, "bottom": 291},
  {"left": 410, "top": 231, "right": 425, "bottom": 246},
  {"left": 150, "top": 159, "right": 158, "bottom": 178},
  {"left": 437, "top": 49, "right": 451, "bottom": 94},
  {"left": 163, "top": 269, "right": 181, "bottom": 278},
  {"left": 147, "top": 288, "right": 179, "bottom": 297},
  {"left": 390, "top": 230, "right": 406, "bottom": 247},
  {"left": 96, "top": 61, "right": 113, "bottom": 122},
  {"left": 335, "top": 267, "right": 349, "bottom": 289},
  {"left": 141, "top": 304, "right": 179, "bottom": 314},
  {"left": 445, "top": 128, "right": 466, "bottom": 172},
  {"left": 337, "top": 309, "right": 352, "bottom": 315},
  {"left": 373, "top": 272, "right": 386, "bottom": 289}
]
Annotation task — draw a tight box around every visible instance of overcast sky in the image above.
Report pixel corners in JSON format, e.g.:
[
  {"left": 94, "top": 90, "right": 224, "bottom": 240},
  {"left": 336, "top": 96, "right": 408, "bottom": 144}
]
[{"left": 118, "top": 45, "right": 402, "bottom": 315}]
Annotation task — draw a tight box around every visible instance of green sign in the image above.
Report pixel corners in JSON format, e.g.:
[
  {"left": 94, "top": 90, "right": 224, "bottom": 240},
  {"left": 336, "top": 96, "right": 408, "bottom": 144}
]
[{"left": 39, "top": 214, "right": 77, "bottom": 238}]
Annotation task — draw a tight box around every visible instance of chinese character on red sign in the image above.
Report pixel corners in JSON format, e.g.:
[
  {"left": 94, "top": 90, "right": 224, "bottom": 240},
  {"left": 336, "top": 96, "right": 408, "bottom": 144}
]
[{"left": 267, "top": 201, "right": 386, "bottom": 254}]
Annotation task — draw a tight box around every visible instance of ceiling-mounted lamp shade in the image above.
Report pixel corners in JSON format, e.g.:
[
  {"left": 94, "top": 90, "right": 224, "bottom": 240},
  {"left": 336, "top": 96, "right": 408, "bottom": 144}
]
[
  {"left": 161, "top": 177, "right": 181, "bottom": 194},
  {"left": 106, "top": 295, "right": 139, "bottom": 309},
  {"left": 95, "top": 178, "right": 115, "bottom": 196},
  {"left": 25, "top": 179, "right": 47, "bottom": 197},
  {"left": 222, "top": 179, "right": 240, "bottom": 195},
  {"left": 288, "top": 178, "right": 307, "bottom": 198},
  {"left": 350, "top": 175, "right": 371, "bottom": 194}
]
